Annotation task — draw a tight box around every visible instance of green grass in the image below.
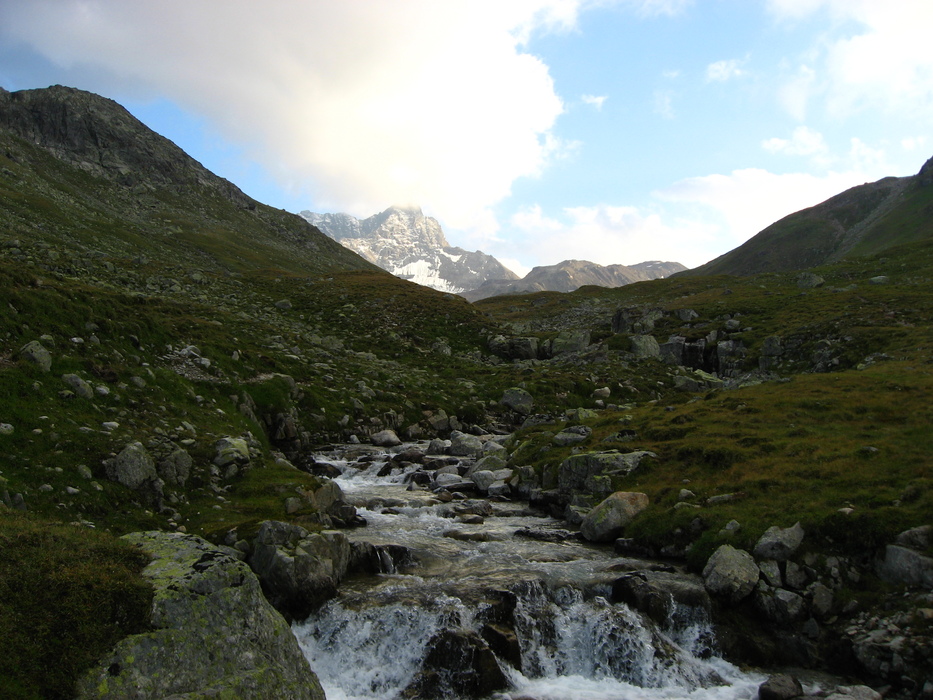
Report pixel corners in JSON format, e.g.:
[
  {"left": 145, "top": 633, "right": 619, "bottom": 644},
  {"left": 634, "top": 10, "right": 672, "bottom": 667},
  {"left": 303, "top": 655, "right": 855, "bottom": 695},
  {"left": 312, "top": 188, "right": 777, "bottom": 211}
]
[{"left": 0, "top": 512, "right": 153, "bottom": 700}]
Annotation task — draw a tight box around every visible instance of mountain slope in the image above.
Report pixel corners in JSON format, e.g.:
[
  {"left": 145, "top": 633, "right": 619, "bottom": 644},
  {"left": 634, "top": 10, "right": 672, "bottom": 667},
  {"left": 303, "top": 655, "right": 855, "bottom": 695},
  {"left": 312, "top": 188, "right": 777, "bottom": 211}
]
[
  {"left": 682, "top": 156, "right": 933, "bottom": 277},
  {"left": 462, "top": 258, "right": 686, "bottom": 301},
  {"left": 0, "top": 85, "right": 376, "bottom": 277},
  {"left": 302, "top": 206, "right": 518, "bottom": 293}
]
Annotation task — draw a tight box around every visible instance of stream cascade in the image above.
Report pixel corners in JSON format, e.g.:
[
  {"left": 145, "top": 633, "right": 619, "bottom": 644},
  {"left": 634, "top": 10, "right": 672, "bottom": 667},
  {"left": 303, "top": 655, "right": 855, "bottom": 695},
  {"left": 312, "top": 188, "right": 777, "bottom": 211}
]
[{"left": 292, "top": 442, "right": 765, "bottom": 700}]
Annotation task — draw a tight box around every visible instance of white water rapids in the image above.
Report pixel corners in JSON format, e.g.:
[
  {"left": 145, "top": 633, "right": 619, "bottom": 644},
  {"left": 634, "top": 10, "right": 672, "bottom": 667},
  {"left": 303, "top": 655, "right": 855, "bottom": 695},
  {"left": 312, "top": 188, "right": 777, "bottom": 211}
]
[{"left": 291, "top": 444, "right": 766, "bottom": 700}]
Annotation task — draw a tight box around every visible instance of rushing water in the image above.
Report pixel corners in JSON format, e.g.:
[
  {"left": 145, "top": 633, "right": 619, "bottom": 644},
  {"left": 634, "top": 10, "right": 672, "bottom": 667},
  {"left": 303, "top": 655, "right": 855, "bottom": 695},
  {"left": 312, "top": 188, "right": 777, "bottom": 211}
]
[{"left": 292, "top": 444, "right": 765, "bottom": 700}]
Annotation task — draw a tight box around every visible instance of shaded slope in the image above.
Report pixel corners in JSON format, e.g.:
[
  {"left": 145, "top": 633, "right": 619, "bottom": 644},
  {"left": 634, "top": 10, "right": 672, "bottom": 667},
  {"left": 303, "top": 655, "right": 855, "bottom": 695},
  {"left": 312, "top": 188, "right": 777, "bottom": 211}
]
[
  {"left": 682, "top": 155, "right": 933, "bottom": 277},
  {"left": 0, "top": 85, "right": 375, "bottom": 277}
]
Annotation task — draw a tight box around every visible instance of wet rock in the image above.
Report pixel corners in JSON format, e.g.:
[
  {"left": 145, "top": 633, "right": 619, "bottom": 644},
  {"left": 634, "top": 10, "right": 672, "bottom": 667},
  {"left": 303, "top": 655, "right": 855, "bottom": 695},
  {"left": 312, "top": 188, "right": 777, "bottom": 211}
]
[
  {"left": 753, "top": 522, "right": 805, "bottom": 562},
  {"left": 702, "top": 545, "right": 759, "bottom": 603},
  {"left": 500, "top": 387, "right": 534, "bottom": 415},
  {"left": 758, "top": 674, "right": 803, "bottom": 700},
  {"left": 404, "top": 629, "right": 508, "bottom": 699},
  {"left": 102, "top": 441, "right": 163, "bottom": 505},
  {"left": 611, "top": 571, "right": 711, "bottom": 627},
  {"left": 481, "top": 623, "right": 522, "bottom": 670},
  {"left": 75, "top": 531, "right": 324, "bottom": 700},
  {"left": 825, "top": 687, "right": 882, "bottom": 700},
  {"left": 19, "top": 340, "right": 52, "bottom": 372},
  {"left": 580, "top": 491, "right": 649, "bottom": 542},
  {"left": 248, "top": 520, "right": 350, "bottom": 621}
]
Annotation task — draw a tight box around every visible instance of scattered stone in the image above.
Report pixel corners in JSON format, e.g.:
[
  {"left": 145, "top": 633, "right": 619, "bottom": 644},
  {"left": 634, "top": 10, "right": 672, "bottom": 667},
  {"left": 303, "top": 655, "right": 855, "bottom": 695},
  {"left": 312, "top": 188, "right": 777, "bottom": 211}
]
[
  {"left": 0, "top": 423, "right": 12, "bottom": 435},
  {"left": 868, "top": 276, "right": 889, "bottom": 285},
  {"left": 552, "top": 425, "right": 591, "bottom": 446},
  {"left": 274, "top": 299, "right": 293, "bottom": 310},
  {"left": 101, "top": 421, "right": 119, "bottom": 431},
  {"left": 797, "top": 272, "right": 825, "bottom": 289},
  {"left": 449, "top": 431, "right": 483, "bottom": 457}
]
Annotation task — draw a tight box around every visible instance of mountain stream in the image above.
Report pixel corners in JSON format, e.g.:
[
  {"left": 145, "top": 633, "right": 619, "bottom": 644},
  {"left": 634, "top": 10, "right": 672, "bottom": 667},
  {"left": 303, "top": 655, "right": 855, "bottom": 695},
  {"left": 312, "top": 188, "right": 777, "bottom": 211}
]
[{"left": 292, "top": 444, "right": 765, "bottom": 700}]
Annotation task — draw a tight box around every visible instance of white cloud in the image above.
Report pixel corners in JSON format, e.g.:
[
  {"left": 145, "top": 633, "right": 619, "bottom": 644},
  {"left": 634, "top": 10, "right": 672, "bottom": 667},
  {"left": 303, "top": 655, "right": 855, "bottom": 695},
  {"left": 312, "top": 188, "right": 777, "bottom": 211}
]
[
  {"left": 769, "top": 1, "right": 933, "bottom": 119},
  {"left": 902, "top": 136, "right": 929, "bottom": 153},
  {"left": 656, "top": 166, "right": 878, "bottom": 247},
  {"left": 581, "top": 94, "right": 608, "bottom": 110},
  {"left": 762, "top": 125, "right": 829, "bottom": 158},
  {"left": 706, "top": 58, "right": 747, "bottom": 82},
  {"left": 506, "top": 203, "right": 718, "bottom": 269},
  {"left": 0, "top": 0, "right": 582, "bottom": 224},
  {"left": 777, "top": 64, "right": 818, "bottom": 121}
]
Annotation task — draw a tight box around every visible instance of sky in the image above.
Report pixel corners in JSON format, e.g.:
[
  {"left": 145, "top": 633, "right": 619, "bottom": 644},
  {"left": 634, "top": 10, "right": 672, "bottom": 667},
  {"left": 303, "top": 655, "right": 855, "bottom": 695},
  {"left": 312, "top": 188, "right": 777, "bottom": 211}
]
[{"left": 1, "top": 0, "right": 932, "bottom": 275}]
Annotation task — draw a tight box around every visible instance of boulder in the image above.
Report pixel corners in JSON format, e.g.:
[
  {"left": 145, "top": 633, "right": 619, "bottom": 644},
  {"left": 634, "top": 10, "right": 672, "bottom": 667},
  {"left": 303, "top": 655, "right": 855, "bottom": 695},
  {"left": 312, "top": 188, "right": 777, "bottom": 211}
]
[
  {"left": 558, "top": 450, "right": 657, "bottom": 497},
  {"left": 552, "top": 425, "right": 591, "bottom": 446},
  {"left": 102, "top": 441, "right": 163, "bottom": 505},
  {"left": 753, "top": 522, "right": 805, "bottom": 562},
  {"left": 75, "top": 532, "right": 324, "bottom": 700},
  {"left": 630, "top": 334, "right": 660, "bottom": 359},
  {"left": 213, "top": 436, "right": 251, "bottom": 471},
  {"left": 876, "top": 544, "right": 933, "bottom": 589},
  {"left": 550, "top": 329, "right": 591, "bottom": 356},
  {"left": 404, "top": 629, "right": 508, "bottom": 699},
  {"left": 62, "top": 373, "right": 94, "bottom": 399},
  {"left": 797, "top": 272, "right": 824, "bottom": 289},
  {"left": 19, "top": 340, "right": 52, "bottom": 372},
  {"left": 470, "top": 470, "right": 497, "bottom": 492},
  {"left": 248, "top": 520, "right": 350, "bottom": 621},
  {"left": 449, "top": 431, "right": 484, "bottom": 457},
  {"left": 702, "top": 545, "right": 759, "bottom": 603},
  {"left": 756, "top": 585, "right": 807, "bottom": 625},
  {"left": 758, "top": 674, "right": 803, "bottom": 700},
  {"left": 371, "top": 429, "right": 402, "bottom": 447},
  {"left": 500, "top": 387, "right": 534, "bottom": 415},
  {"left": 825, "top": 687, "right": 883, "bottom": 700},
  {"left": 580, "top": 491, "right": 649, "bottom": 542},
  {"left": 156, "top": 448, "right": 192, "bottom": 487}
]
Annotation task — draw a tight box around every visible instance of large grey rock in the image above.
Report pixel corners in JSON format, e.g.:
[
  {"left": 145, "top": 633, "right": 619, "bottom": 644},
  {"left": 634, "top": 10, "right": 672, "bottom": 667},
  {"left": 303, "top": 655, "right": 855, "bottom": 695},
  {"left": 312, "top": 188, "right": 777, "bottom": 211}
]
[
  {"left": 630, "top": 334, "right": 660, "bottom": 359},
  {"left": 501, "top": 387, "right": 534, "bottom": 415},
  {"left": 213, "top": 436, "right": 250, "bottom": 469},
  {"left": 753, "top": 522, "right": 805, "bottom": 562},
  {"left": 703, "top": 545, "right": 759, "bottom": 603},
  {"left": 102, "top": 442, "right": 163, "bottom": 505},
  {"left": 470, "top": 470, "right": 498, "bottom": 492},
  {"left": 449, "top": 430, "right": 484, "bottom": 457},
  {"left": 62, "top": 373, "right": 94, "bottom": 399},
  {"left": 558, "top": 450, "right": 657, "bottom": 497},
  {"left": 552, "top": 425, "right": 591, "bottom": 446},
  {"left": 75, "top": 531, "right": 324, "bottom": 700},
  {"left": 579, "top": 491, "right": 649, "bottom": 542},
  {"left": 19, "top": 340, "right": 52, "bottom": 372},
  {"left": 248, "top": 520, "right": 350, "bottom": 621},
  {"left": 371, "top": 429, "right": 402, "bottom": 447},
  {"left": 756, "top": 585, "right": 807, "bottom": 625},
  {"left": 550, "top": 329, "right": 591, "bottom": 355},
  {"left": 156, "top": 448, "right": 192, "bottom": 487},
  {"left": 876, "top": 544, "right": 933, "bottom": 589}
]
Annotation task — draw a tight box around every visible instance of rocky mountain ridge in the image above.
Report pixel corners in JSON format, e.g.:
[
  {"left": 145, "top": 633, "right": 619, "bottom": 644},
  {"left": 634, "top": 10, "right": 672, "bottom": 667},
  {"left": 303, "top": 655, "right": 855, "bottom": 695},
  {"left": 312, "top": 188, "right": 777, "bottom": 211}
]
[
  {"left": 463, "top": 258, "right": 687, "bottom": 301},
  {"left": 301, "top": 206, "right": 518, "bottom": 294}
]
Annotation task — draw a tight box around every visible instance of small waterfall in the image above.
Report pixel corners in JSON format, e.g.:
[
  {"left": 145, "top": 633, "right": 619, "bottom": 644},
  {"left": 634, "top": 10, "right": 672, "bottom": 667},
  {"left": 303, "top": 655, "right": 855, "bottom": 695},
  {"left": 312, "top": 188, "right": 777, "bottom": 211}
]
[{"left": 294, "top": 443, "right": 764, "bottom": 700}]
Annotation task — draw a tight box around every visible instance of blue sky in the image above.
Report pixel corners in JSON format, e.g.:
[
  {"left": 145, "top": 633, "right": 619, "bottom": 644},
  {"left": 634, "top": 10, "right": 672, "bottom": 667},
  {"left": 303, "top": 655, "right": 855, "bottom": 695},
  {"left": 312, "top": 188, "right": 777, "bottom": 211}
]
[{"left": 2, "top": 1, "right": 931, "bottom": 274}]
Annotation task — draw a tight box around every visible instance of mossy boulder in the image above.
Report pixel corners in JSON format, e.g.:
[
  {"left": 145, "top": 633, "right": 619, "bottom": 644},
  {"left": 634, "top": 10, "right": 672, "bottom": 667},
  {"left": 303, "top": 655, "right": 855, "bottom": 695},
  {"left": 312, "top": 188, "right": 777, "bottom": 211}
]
[
  {"left": 76, "top": 531, "right": 324, "bottom": 700},
  {"left": 580, "top": 491, "right": 649, "bottom": 542}
]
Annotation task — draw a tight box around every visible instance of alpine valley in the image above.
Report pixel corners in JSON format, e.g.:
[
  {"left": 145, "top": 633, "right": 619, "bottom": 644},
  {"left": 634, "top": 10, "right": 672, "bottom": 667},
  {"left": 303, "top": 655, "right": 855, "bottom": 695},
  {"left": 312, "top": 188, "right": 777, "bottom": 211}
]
[{"left": 1, "top": 85, "right": 932, "bottom": 700}]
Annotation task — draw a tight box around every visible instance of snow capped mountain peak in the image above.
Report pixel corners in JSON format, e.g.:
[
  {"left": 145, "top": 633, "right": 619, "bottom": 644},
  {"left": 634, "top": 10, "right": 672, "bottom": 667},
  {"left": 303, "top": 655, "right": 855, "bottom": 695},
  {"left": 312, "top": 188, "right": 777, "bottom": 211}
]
[{"left": 299, "top": 206, "right": 516, "bottom": 294}]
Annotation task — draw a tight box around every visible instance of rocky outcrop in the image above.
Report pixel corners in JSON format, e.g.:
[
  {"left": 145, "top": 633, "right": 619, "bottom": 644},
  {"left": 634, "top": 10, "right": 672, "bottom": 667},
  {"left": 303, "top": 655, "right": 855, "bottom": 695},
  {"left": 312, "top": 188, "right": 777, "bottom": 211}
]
[
  {"left": 248, "top": 520, "right": 351, "bottom": 621},
  {"left": 558, "top": 450, "right": 657, "bottom": 498},
  {"left": 76, "top": 531, "right": 324, "bottom": 700}
]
